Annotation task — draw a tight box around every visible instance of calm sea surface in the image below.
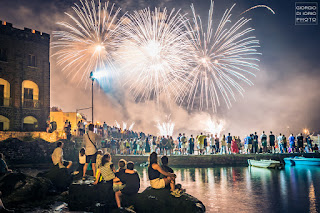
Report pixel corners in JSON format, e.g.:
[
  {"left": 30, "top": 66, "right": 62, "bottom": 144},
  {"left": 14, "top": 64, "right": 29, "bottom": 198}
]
[
  {"left": 21, "top": 165, "right": 320, "bottom": 213},
  {"left": 136, "top": 166, "right": 320, "bottom": 213}
]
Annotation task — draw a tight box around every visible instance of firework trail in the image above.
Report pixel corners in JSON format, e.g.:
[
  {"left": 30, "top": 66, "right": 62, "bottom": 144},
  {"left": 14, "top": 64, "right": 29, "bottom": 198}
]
[
  {"left": 183, "top": 0, "right": 261, "bottom": 111},
  {"left": 115, "top": 7, "right": 194, "bottom": 104},
  {"left": 240, "top": 5, "right": 275, "bottom": 16},
  {"left": 52, "top": 0, "right": 124, "bottom": 87}
]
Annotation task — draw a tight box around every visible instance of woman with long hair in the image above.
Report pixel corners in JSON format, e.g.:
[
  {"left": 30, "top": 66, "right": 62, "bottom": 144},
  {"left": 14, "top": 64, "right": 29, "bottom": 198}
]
[{"left": 148, "top": 152, "right": 182, "bottom": 197}]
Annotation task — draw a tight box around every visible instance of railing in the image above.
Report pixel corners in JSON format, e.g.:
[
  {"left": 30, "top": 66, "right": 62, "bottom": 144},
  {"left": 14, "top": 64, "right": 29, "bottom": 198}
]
[
  {"left": 0, "top": 97, "right": 12, "bottom": 107},
  {"left": 22, "top": 99, "right": 40, "bottom": 108}
]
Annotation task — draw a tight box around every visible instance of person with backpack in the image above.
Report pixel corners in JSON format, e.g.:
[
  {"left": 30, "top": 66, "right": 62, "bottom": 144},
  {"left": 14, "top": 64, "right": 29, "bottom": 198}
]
[{"left": 82, "top": 124, "right": 100, "bottom": 181}]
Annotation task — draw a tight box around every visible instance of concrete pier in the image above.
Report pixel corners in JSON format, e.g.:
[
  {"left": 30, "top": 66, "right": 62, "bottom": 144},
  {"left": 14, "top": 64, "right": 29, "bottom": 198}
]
[{"left": 112, "top": 153, "right": 320, "bottom": 167}]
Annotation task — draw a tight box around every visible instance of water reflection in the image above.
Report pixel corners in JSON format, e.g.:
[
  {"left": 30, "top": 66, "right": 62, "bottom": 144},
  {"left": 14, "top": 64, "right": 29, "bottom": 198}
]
[{"left": 136, "top": 166, "right": 320, "bottom": 212}]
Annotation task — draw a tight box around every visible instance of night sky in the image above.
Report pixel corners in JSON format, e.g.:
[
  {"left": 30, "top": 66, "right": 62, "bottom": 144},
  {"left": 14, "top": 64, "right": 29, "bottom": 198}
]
[{"left": 0, "top": 0, "right": 319, "bottom": 136}]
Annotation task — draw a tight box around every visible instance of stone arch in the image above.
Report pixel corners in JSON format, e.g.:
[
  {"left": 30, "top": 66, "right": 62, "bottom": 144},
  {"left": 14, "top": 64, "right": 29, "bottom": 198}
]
[
  {"left": 0, "top": 78, "right": 10, "bottom": 106},
  {"left": 23, "top": 116, "right": 38, "bottom": 131},
  {"left": 0, "top": 115, "right": 10, "bottom": 130}
]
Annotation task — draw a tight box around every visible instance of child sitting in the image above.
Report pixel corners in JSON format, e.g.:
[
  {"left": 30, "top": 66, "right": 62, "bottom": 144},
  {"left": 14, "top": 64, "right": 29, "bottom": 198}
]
[{"left": 113, "top": 159, "right": 127, "bottom": 192}]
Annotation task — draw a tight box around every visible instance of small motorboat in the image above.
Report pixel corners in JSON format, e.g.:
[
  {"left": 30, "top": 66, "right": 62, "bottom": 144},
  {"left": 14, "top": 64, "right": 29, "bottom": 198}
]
[
  {"left": 248, "top": 159, "right": 283, "bottom": 169},
  {"left": 284, "top": 157, "right": 320, "bottom": 166}
]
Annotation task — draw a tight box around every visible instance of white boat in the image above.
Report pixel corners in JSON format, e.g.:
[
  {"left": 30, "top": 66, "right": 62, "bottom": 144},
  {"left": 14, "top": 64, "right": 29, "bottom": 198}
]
[{"left": 248, "top": 159, "right": 283, "bottom": 169}]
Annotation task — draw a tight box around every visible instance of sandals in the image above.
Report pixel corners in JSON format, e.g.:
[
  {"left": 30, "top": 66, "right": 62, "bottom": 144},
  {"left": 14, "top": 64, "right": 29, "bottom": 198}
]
[{"left": 171, "top": 188, "right": 185, "bottom": 198}]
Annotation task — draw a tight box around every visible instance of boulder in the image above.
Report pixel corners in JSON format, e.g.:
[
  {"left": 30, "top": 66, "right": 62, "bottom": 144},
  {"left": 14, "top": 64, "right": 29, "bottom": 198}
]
[
  {"left": 0, "top": 172, "right": 53, "bottom": 205},
  {"left": 38, "top": 166, "right": 72, "bottom": 192},
  {"left": 68, "top": 178, "right": 116, "bottom": 211},
  {"left": 122, "top": 187, "right": 205, "bottom": 213},
  {"left": 68, "top": 179, "right": 205, "bottom": 213}
]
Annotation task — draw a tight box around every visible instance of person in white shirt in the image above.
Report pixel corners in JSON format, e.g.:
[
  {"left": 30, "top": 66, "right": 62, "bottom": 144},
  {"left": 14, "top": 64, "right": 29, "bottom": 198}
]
[
  {"left": 51, "top": 142, "right": 72, "bottom": 169},
  {"left": 82, "top": 124, "right": 99, "bottom": 180},
  {"left": 277, "top": 133, "right": 284, "bottom": 153}
]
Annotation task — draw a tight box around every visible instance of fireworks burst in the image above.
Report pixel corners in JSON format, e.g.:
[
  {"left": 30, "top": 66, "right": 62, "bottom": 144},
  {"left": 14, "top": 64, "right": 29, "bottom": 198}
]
[
  {"left": 115, "top": 7, "right": 194, "bottom": 103},
  {"left": 206, "top": 119, "right": 225, "bottom": 138},
  {"left": 156, "top": 115, "right": 175, "bottom": 136},
  {"left": 115, "top": 120, "right": 135, "bottom": 130},
  {"left": 51, "top": 0, "right": 124, "bottom": 86},
  {"left": 156, "top": 121, "right": 175, "bottom": 136},
  {"left": 183, "top": 1, "right": 261, "bottom": 111}
]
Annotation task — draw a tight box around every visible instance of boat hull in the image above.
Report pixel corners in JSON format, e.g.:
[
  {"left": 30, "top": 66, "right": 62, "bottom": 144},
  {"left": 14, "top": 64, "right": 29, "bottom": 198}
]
[
  {"left": 248, "top": 159, "right": 282, "bottom": 169},
  {"left": 284, "top": 157, "right": 320, "bottom": 166}
]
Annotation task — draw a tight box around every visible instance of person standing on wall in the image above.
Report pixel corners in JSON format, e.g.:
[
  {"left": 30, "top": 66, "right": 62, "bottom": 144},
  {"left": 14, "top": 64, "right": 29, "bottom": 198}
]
[{"left": 82, "top": 124, "right": 100, "bottom": 181}]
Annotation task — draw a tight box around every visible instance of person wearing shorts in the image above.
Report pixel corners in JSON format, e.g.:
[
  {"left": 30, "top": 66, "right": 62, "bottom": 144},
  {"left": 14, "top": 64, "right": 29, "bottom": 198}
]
[
  {"left": 82, "top": 124, "right": 98, "bottom": 180},
  {"left": 148, "top": 152, "right": 182, "bottom": 197}
]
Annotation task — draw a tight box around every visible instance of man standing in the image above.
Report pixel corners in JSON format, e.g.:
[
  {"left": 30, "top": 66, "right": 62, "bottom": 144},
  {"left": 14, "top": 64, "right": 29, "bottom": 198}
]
[
  {"left": 296, "top": 133, "right": 304, "bottom": 153},
  {"left": 260, "top": 131, "right": 267, "bottom": 153},
  {"left": 288, "top": 133, "right": 295, "bottom": 153},
  {"left": 82, "top": 124, "right": 99, "bottom": 180},
  {"left": 214, "top": 134, "right": 220, "bottom": 154},
  {"left": 277, "top": 133, "right": 284, "bottom": 153},
  {"left": 269, "top": 131, "right": 275, "bottom": 153},
  {"left": 181, "top": 133, "right": 187, "bottom": 155},
  {"left": 189, "top": 135, "right": 195, "bottom": 155},
  {"left": 253, "top": 132, "right": 259, "bottom": 154},
  {"left": 226, "top": 133, "right": 232, "bottom": 154}
]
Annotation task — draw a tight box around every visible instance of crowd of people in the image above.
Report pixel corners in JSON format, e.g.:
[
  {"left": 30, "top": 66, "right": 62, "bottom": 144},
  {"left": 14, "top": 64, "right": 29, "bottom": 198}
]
[{"left": 51, "top": 125, "right": 184, "bottom": 209}]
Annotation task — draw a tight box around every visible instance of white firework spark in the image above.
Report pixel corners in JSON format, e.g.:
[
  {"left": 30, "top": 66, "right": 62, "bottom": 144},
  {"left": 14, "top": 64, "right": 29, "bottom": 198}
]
[
  {"left": 115, "top": 7, "right": 194, "bottom": 104},
  {"left": 115, "top": 120, "right": 135, "bottom": 130},
  {"left": 156, "top": 121, "right": 175, "bottom": 136},
  {"left": 183, "top": 1, "right": 261, "bottom": 111},
  {"left": 206, "top": 118, "right": 225, "bottom": 138},
  {"left": 51, "top": 0, "right": 124, "bottom": 86}
]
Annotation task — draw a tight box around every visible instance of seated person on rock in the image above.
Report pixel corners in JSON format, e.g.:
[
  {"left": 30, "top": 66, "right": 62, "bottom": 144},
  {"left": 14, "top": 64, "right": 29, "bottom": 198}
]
[
  {"left": 0, "top": 153, "right": 12, "bottom": 176},
  {"left": 148, "top": 152, "right": 181, "bottom": 197},
  {"left": 161, "top": 156, "right": 184, "bottom": 193},
  {"left": 93, "top": 153, "right": 115, "bottom": 185},
  {"left": 113, "top": 159, "right": 127, "bottom": 192},
  {"left": 115, "top": 161, "right": 140, "bottom": 209},
  {"left": 51, "top": 142, "right": 72, "bottom": 169}
]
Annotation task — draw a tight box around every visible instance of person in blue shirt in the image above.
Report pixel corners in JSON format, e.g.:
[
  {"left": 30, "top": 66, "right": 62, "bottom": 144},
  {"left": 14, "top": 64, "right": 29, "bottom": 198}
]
[
  {"left": 226, "top": 133, "right": 232, "bottom": 154},
  {"left": 288, "top": 134, "right": 295, "bottom": 153},
  {"left": 244, "top": 135, "right": 252, "bottom": 154}
]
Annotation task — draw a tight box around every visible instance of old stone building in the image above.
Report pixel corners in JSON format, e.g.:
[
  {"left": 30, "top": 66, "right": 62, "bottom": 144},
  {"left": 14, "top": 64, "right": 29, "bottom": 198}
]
[{"left": 0, "top": 20, "right": 50, "bottom": 131}]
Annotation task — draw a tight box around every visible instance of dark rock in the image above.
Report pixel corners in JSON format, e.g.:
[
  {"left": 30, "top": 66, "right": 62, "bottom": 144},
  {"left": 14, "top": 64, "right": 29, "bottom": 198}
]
[
  {"left": 0, "top": 172, "right": 53, "bottom": 205},
  {"left": 68, "top": 180, "right": 205, "bottom": 213},
  {"left": 68, "top": 179, "right": 116, "bottom": 211},
  {"left": 122, "top": 187, "right": 205, "bottom": 213},
  {"left": 38, "top": 166, "right": 72, "bottom": 192}
]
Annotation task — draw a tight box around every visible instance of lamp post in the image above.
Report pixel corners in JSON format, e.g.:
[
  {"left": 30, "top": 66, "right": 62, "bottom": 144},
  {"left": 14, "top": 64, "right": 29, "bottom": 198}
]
[{"left": 90, "top": 71, "right": 95, "bottom": 124}]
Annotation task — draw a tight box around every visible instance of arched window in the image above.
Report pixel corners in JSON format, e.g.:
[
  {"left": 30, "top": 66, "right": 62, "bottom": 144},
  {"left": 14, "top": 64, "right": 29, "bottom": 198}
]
[
  {"left": 22, "top": 80, "right": 39, "bottom": 108},
  {"left": 0, "top": 78, "right": 10, "bottom": 107},
  {"left": 0, "top": 115, "right": 10, "bottom": 130},
  {"left": 23, "top": 116, "right": 38, "bottom": 131}
]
